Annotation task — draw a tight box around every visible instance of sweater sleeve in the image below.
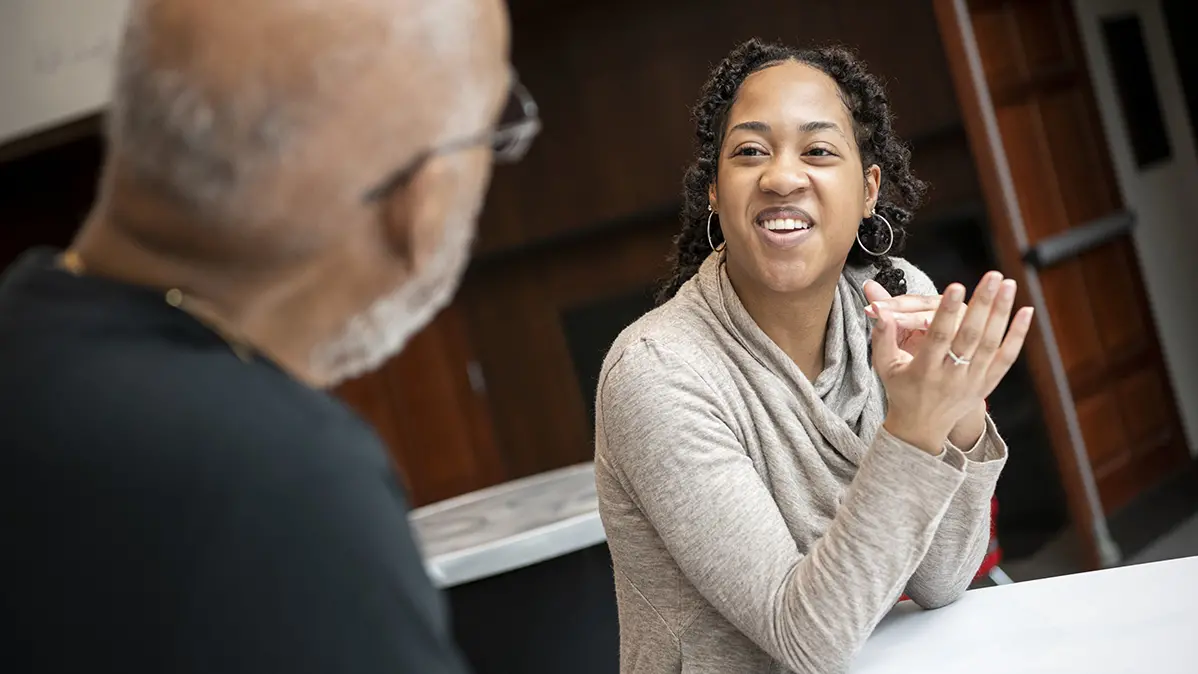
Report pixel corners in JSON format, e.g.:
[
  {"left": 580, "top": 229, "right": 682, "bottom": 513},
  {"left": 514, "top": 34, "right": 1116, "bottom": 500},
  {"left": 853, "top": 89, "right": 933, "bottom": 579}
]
[
  {"left": 597, "top": 338, "right": 968, "bottom": 674},
  {"left": 902, "top": 415, "right": 1008, "bottom": 608},
  {"left": 885, "top": 259, "right": 1010, "bottom": 607}
]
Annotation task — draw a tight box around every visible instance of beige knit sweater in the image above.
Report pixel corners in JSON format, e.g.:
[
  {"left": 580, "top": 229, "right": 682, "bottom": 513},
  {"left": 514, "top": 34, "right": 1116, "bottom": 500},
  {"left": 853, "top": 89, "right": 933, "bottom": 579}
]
[{"left": 594, "top": 253, "right": 1007, "bottom": 674}]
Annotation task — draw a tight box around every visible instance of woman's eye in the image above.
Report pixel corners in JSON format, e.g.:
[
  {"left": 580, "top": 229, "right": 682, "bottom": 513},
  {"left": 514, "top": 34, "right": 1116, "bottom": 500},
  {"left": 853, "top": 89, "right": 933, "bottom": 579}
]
[
  {"left": 806, "top": 147, "right": 837, "bottom": 157},
  {"left": 733, "top": 146, "right": 767, "bottom": 157}
]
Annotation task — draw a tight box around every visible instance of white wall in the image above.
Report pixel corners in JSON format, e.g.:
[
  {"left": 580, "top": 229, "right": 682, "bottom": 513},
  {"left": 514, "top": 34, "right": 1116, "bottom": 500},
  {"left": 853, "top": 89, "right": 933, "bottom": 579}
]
[{"left": 0, "top": 0, "right": 129, "bottom": 145}]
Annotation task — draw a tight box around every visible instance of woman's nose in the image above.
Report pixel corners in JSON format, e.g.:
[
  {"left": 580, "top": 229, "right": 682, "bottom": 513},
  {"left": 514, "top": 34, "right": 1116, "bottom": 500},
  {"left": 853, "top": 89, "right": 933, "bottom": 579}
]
[{"left": 758, "top": 152, "right": 811, "bottom": 196}]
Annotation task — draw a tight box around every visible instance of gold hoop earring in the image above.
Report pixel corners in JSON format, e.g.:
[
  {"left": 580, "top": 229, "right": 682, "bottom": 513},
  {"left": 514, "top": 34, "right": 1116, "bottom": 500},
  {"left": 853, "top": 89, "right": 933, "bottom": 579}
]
[
  {"left": 707, "top": 206, "right": 725, "bottom": 252},
  {"left": 856, "top": 211, "right": 894, "bottom": 257}
]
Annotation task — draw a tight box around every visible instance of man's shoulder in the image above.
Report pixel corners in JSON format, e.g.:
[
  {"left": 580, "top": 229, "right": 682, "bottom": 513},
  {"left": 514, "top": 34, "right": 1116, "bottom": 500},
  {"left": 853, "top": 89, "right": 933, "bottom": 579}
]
[{"left": 3, "top": 330, "right": 390, "bottom": 495}]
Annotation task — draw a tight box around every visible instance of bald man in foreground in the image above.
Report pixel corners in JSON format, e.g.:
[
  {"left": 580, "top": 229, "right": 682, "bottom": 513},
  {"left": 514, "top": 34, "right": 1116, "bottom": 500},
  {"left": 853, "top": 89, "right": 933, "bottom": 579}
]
[{"left": 0, "top": 0, "right": 537, "bottom": 671}]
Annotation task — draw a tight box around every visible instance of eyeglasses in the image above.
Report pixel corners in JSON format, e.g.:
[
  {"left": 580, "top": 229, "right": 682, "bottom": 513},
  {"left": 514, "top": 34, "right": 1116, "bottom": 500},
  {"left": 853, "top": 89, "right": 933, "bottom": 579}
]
[{"left": 362, "top": 70, "right": 541, "bottom": 202}]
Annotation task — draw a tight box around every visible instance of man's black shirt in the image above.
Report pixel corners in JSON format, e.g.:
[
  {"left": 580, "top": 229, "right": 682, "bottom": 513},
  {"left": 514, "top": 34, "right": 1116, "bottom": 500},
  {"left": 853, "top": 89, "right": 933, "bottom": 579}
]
[{"left": 0, "top": 249, "right": 469, "bottom": 673}]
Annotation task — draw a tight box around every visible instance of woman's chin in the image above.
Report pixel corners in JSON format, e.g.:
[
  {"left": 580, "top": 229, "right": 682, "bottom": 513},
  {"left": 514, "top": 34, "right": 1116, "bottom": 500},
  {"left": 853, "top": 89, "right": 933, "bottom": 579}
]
[
  {"left": 728, "top": 251, "right": 832, "bottom": 297},
  {"left": 755, "top": 259, "right": 823, "bottom": 295}
]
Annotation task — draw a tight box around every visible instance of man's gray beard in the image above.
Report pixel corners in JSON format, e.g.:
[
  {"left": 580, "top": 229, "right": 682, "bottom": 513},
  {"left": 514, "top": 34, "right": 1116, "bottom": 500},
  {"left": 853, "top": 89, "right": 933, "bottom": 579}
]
[{"left": 310, "top": 216, "right": 474, "bottom": 388}]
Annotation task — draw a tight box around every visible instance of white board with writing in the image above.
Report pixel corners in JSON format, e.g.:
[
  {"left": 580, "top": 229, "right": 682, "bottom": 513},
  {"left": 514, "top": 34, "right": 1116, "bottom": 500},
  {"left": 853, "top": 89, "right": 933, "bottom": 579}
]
[{"left": 0, "top": 0, "right": 129, "bottom": 144}]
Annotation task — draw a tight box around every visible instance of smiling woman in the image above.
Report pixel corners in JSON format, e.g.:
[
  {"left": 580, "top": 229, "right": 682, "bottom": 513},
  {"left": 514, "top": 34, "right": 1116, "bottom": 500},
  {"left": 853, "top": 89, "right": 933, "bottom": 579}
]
[
  {"left": 715, "top": 68, "right": 888, "bottom": 298},
  {"left": 595, "top": 39, "right": 1034, "bottom": 673},
  {"left": 658, "top": 41, "right": 928, "bottom": 309}
]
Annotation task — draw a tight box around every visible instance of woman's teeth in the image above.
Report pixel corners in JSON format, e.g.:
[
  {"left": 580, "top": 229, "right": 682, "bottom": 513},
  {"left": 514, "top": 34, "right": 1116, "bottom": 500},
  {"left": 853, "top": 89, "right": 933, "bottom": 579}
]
[{"left": 761, "top": 218, "right": 810, "bottom": 231}]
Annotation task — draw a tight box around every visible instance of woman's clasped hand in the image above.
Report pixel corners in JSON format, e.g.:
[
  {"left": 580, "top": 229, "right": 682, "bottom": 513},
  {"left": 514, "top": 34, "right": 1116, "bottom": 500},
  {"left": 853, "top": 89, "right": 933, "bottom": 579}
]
[{"left": 867, "top": 271, "right": 1034, "bottom": 454}]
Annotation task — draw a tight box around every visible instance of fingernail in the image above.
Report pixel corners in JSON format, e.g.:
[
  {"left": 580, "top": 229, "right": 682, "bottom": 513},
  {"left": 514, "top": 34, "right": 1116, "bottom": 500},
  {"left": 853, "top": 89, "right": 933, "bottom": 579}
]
[
  {"left": 1002, "top": 280, "right": 1017, "bottom": 298},
  {"left": 864, "top": 304, "right": 877, "bottom": 315},
  {"left": 987, "top": 273, "right": 1001, "bottom": 292},
  {"left": 949, "top": 285, "right": 965, "bottom": 301}
]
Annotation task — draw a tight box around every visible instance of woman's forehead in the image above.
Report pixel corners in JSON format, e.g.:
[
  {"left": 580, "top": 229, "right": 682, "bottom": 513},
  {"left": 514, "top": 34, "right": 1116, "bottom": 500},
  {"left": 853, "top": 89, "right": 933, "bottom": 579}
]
[{"left": 728, "top": 62, "right": 850, "bottom": 130}]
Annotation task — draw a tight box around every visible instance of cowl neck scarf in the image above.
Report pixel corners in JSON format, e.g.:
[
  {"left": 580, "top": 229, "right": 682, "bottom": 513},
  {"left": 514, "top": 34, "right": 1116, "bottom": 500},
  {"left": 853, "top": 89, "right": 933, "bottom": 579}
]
[{"left": 693, "top": 251, "right": 886, "bottom": 468}]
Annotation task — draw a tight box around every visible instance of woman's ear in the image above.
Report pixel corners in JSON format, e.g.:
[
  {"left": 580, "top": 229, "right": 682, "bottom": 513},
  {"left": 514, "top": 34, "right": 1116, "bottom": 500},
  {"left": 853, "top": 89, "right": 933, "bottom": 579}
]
[
  {"left": 708, "top": 183, "right": 718, "bottom": 212},
  {"left": 863, "top": 164, "right": 881, "bottom": 217}
]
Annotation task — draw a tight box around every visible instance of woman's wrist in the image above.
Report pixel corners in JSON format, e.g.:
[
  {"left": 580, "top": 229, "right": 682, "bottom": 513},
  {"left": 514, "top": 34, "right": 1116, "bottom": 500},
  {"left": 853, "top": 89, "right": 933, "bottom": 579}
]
[
  {"left": 883, "top": 412, "right": 947, "bottom": 456},
  {"left": 947, "top": 402, "right": 987, "bottom": 449}
]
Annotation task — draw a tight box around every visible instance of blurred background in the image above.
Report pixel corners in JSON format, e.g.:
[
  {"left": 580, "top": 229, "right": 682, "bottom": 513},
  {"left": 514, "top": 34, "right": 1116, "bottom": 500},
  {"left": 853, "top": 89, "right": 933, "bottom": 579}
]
[{"left": 3, "top": 1, "right": 1196, "bottom": 672}]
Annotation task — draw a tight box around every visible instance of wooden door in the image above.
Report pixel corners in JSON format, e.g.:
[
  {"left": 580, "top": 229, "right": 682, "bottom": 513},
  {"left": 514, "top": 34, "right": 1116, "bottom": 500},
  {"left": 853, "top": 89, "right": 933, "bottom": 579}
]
[
  {"left": 337, "top": 302, "right": 506, "bottom": 507},
  {"left": 934, "top": 0, "right": 1192, "bottom": 569},
  {"left": 1075, "top": 0, "right": 1198, "bottom": 465}
]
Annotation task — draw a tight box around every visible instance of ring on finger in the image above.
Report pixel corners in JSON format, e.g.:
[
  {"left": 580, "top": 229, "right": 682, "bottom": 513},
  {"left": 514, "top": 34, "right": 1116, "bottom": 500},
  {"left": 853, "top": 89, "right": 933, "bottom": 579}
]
[{"left": 947, "top": 349, "right": 971, "bottom": 366}]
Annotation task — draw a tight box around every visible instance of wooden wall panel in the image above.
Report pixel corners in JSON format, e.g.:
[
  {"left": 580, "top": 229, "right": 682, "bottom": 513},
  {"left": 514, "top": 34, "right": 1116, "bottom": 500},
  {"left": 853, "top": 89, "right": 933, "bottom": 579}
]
[
  {"left": 463, "top": 269, "right": 586, "bottom": 479},
  {"left": 463, "top": 215, "right": 678, "bottom": 480},
  {"left": 482, "top": 0, "right": 973, "bottom": 255},
  {"left": 338, "top": 303, "right": 506, "bottom": 507}
]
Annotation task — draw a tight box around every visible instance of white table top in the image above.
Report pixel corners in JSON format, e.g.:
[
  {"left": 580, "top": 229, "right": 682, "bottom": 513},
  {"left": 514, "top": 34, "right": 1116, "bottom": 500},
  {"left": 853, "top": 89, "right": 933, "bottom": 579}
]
[
  {"left": 852, "top": 556, "right": 1198, "bottom": 674},
  {"left": 408, "top": 463, "right": 604, "bottom": 588}
]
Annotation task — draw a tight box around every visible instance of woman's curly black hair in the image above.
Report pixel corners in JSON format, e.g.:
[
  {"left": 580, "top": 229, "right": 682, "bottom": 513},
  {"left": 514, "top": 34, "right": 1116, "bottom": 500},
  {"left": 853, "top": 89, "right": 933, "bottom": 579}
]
[{"left": 656, "top": 39, "right": 927, "bottom": 304}]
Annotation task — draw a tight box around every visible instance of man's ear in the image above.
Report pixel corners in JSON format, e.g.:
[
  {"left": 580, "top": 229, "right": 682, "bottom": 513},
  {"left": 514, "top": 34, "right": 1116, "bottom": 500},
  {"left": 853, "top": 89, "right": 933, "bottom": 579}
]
[
  {"left": 864, "top": 164, "right": 881, "bottom": 217},
  {"left": 376, "top": 171, "right": 426, "bottom": 270},
  {"left": 377, "top": 150, "right": 486, "bottom": 271}
]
